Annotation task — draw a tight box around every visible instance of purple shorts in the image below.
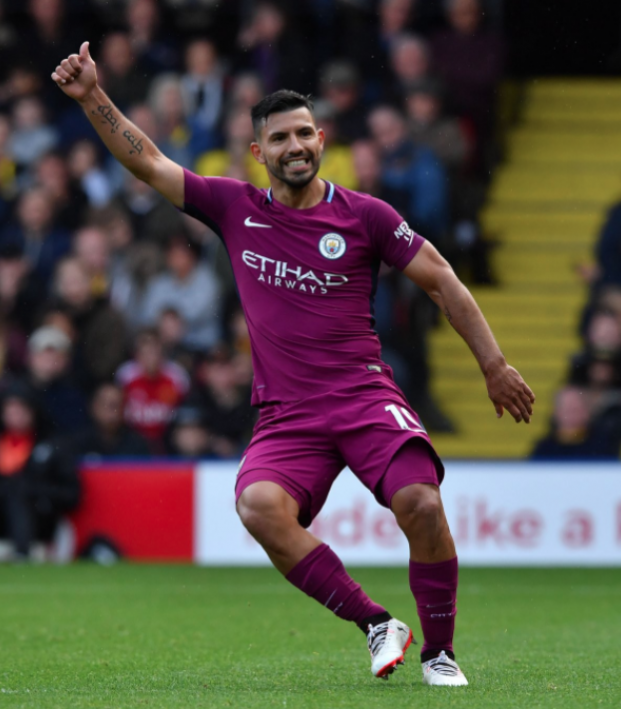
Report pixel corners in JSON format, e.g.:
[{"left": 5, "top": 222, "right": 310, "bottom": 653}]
[{"left": 235, "top": 375, "right": 444, "bottom": 528}]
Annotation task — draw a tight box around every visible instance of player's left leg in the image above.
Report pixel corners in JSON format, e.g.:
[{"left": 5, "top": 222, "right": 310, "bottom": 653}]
[
  {"left": 384, "top": 443, "right": 468, "bottom": 686},
  {"left": 237, "top": 478, "right": 412, "bottom": 678}
]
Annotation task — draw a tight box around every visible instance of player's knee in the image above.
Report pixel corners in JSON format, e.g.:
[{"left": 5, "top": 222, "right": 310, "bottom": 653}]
[
  {"left": 393, "top": 484, "right": 443, "bottom": 533},
  {"left": 236, "top": 485, "right": 293, "bottom": 541}
]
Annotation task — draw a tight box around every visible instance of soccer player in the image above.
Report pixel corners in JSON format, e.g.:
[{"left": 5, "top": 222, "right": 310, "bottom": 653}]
[{"left": 52, "top": 43, "right": 535, "bottom": 686}]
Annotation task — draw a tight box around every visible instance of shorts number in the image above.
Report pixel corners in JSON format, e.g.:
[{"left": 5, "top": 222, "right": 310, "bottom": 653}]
[{"left": 385, "top": 404, "right": 425, "bottom": 433}]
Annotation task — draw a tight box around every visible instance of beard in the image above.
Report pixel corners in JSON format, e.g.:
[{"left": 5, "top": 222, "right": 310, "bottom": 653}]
[{"left": 265, "top": 153, "right": 321, "bottom": 189}]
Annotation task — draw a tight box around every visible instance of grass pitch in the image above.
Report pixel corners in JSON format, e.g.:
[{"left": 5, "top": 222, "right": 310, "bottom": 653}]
[{"left": 0, "top": 565, "right": 619, "bottom": 708}]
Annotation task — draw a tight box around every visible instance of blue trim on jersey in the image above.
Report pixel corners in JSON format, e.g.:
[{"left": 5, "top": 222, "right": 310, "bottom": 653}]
[
  {"left": 266, "top": 188, "right": 273, "bottom": 203},
  {"left": 326, "top": 181, "right": 335, "bottom": 203}
]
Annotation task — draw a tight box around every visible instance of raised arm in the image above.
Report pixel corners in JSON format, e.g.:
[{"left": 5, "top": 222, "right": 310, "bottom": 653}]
[
  {"left": 403, "top": 241, "right": 535, "bottom": 423},
  {"left": 51, "top": 42, "right": 184, "bottom": 208}
]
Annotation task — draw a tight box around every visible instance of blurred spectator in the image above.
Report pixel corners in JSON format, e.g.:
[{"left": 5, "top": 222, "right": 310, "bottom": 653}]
[
  {"left": 237, "top": 2, "right": 314, "bottom": 94},
  {"left": 0, "top": 187, "right": 72, "bottom": 287},
  {"left": 181, "top": 38, "right": 225, "bottom": 137},
  {"left": 0, "top": 382, "right": 79, "bottom": 559},
  {"left": 148, "top": 73, "right": 193, "bottom": 167},
  {"left": 126, "top": 0, "right": 179, "bottom": 76},
  {"left": 116, "top": 328, "right": 189, "bottom": 450},
  {"left": 116, "top": 167, "right": 184, "bottom": 245},
  {"left": 195, "top": 107, "right": 268, "bottom": 186},
  {"left": 368, "top": 105, "right": 448, "bottom": 245},
  {"left": 314, "top": 100, "right": 357, "bottom": 190},
  {"left": 404, "top": 79, "right": 492, "bottom": 281},
  {"left": 0, "top": 114, "right": 17, "bottom": 207},
  {"left": 0, "top": 66, "right": 42, "bottom": 112},
  {"left": 141, "top": 232, "right": 222, "bottom": 351},
  {"left": 431, "top": 0, "right": 504, "bottom": 172},
  {"left": 166, "top": 402, "right": 221, "bottom": 458},
  {"left": 73, "top": 226, "right": 111, "bottom": 299},
  {"left": 0, "top": 243, "right": 43, "bottom": 363},
  {"left": 14, "top": 326, "right": 88, "bottom": 435},
  {"left": 50, "top": 257, "right": 127, "bottom": 393},
  {"left": 34, "top": 152, "right": 89, "bottom": 231},
  {"left": 20, "top": 0, "right": 85, "bottom": 79},
  {"left": 67, "top": 140, "right": 113, "bottom": 208},
  {"left": 192, "top": 345, "right": 256, "bottom": 454},
  {"left": 98, "top": 32, "right": 150, "bottom": 110},
  {"left": 570, "top": 309, "right": 621, "bottom": 391},
  {"left": 227, "top": 72, "right": 264, "bottom": 114},
  {"left": 387, "top": 33, "right": 431, "bottom": 102},
  {"left": 157, "top": 307, "right": 196, "bottom": 375},
  {"left": 319, "top": 60, "right": 367, "bottom": 144},
  {"left": 8, "top": 96, "right": 59, "bottom": 171},
  {"left": 111, "top": 241, "right": 164, "bottom": 334},
  {"left": 531, "top": 386, "right": 619, "bottom": 460},
  {"left": 405, "top": 79, "right": 470, "bottom": 171},
  {"left": 73, "top": 382, "right": 151, "bottom": 459},
  {"left": 351, "top": 139, "right": 410, "bottom": 214}
]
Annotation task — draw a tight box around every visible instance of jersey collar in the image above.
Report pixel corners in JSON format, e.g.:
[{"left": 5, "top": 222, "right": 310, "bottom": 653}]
[{"left": 265, "top": 181, "right": 335, "bottom": 205}]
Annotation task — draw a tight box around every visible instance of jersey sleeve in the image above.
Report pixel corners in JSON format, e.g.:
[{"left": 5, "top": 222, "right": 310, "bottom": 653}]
[
  {"left": 182, "top": 169, "right": 247, "bottom": 233},
  {"left": 363, "top": 196, "right": 425, "bottom": 270}
]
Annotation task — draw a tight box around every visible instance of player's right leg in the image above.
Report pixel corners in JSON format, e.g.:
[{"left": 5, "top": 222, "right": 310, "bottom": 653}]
[{"left": 236, "top": 479, "right": 413, "bottom": 678}]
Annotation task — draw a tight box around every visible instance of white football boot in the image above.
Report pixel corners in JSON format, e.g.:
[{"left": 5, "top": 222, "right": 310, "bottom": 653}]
[
  {"left": 422, "top": 650, "right": 468, "bottom": 686},
  {"left": 366, "top": 618, "right": 414, "bottom": 679}
]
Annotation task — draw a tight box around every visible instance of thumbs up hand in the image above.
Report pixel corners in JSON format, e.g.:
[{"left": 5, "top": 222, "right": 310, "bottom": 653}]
[{"left": 51, "top": 41, "right": 98, "bottom": 103}]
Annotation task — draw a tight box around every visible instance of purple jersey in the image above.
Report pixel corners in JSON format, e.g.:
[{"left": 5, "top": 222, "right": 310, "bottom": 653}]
[{"left": 183, "top": 169, "right": 425, "bottom": 405}]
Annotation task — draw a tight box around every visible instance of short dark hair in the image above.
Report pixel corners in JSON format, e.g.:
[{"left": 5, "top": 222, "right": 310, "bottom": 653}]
[{"left": 250, "top": 90, "right": 314, "bottom": 137}]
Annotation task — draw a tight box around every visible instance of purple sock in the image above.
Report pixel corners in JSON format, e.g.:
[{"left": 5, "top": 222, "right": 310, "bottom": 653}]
[
  {"left": 409, "top": 557, "right": 458, "bottom": 657},
  {"left": 286, "top": 544, "right": 387, "bottom": 625}
]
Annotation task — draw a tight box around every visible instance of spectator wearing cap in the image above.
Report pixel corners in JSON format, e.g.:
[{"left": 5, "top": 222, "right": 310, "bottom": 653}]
[
  {"left": 0, "top": 382, "right": 79, "bottom": 559},
  {"left": 73, "top": 382, "right": 151, "bottom": 459},
  {"left": 14, "top": 325, "right": 88, "bottom": 435},
  {"left": 318, "top": 60, "right": 368, "bottom": 144},
  {"left": 141, "top": 232, "right": 222, "bottom": 351},
  {"left": 116, "top": 328, "right": 190, "bottom": 451}
]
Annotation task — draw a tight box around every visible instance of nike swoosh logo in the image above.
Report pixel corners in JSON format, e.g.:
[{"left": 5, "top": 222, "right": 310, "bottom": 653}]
[{"left": 244, "top": 217, "right": 272, "bottom": 228}]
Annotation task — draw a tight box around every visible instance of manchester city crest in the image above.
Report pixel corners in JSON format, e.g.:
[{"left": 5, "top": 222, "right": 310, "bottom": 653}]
[{"left": 319, "top": 233, "right": 346, "bottom": 260}]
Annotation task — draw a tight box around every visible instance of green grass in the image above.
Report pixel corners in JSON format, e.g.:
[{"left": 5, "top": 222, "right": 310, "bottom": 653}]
[{"left": 0, "top": 565, "right": 619, "bottom": 708}]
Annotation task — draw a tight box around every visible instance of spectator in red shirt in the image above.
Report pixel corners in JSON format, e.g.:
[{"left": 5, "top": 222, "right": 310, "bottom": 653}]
[{"left": 116, "top": 328, "right": 189, "bottom": 451}]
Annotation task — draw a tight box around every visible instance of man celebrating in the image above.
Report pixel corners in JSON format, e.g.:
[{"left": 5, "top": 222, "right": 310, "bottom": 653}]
[{"left": 52, "top": 43, "right": 534, "bottom": 686}]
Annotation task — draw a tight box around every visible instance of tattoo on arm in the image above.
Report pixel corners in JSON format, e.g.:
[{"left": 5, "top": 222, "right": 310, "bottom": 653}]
[
  {"left": 444, "top": 307, "right": 453, "bottom": 324},
  {"left": 92, "top": 104, "right": 121, "bottom": 134},
  {"left": 122, "top": 129, "right": 144, "bottom": 155}
]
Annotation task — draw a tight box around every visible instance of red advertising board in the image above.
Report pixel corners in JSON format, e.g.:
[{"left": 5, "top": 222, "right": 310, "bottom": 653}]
[{"left": 69, "top": 462, "right": 195, "bottom": 561}]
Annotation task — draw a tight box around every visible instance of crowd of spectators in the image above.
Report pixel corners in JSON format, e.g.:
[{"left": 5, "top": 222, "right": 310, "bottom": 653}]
[
  {"left": 532, "top": 209, "right": 621, "bottom": 460},
  {"left": 0, "top": 0, "right": 506, "bottom": 554}
]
